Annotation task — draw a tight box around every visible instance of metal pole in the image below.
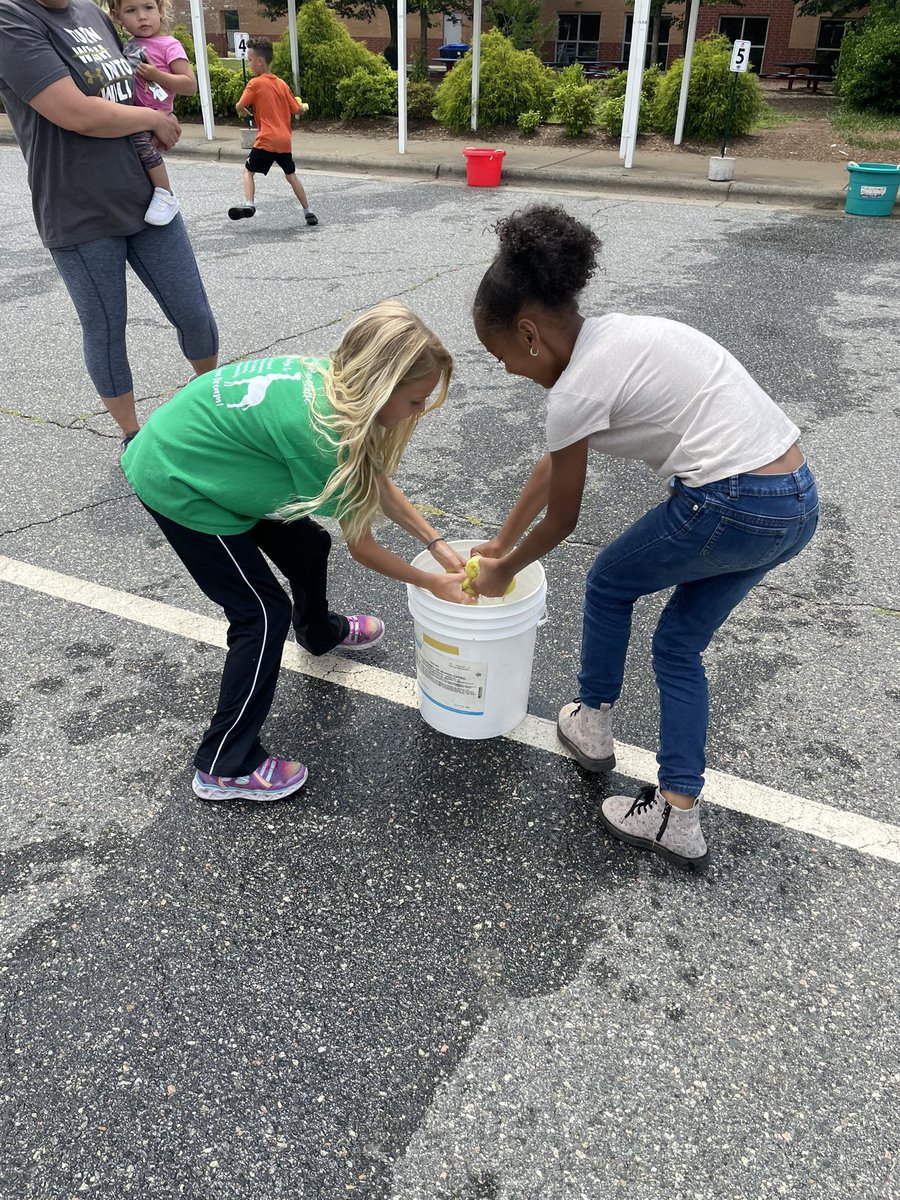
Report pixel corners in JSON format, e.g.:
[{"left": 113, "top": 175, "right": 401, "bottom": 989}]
[
  {"left": 398, "top": 0, "right": 407, "bottom": 153},
  {"left": 287, "top": 0, "right": 300, "bottom": 95},
  {"left": 188, "top": 0, "right": 214, "bottom": 140},
  {"left": 471, "top": 0, "right": 482, "bottom": 132},
  {"left": 720, "top": 71, "right": 738, "bottom": 157},
  {"left": 619, "top": 0, "right": 650, "bottom": 168},
  {"left": 674, "top": 0, "right": 700, "bottom": 145}
]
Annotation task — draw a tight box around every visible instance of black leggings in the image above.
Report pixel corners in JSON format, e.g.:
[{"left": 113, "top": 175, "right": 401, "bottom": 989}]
[{"left": 145, "top": 508, "right": 349, "bottom": 777}]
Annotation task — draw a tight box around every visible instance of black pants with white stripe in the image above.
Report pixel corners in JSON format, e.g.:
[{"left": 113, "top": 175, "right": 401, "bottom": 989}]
[{"left": 145, "top": 507, "right": 349, "bottom": 777}]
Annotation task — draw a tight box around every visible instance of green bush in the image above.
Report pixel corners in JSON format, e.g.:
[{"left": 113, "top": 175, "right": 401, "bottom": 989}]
[
  {"left": 640, "top": 63, "right": 662, "bottom": 102},
  {"left": 835, "top": 14, "right": 900, "bottom": 114},
  {"left": 433, "top": 30, "right": 556, "bottom": 130},
  {"left": 652, "top": 34, "right": 764, "bottom": 140},
  {"left": 597, "top": 93, "right": 652, "bottom": 137},
  {"left": 272, "top": 0, "right": 387, "bottom": 119},
  {"left": 170, "top": 23, "right": 195, "bottom": 63},
  {"left": 553, "top": 63, "right": 599, "bottom": 136},
  {"left": 407, "top": 80, "right": 436, "bottom": 121},
  {"left": 601, "top": 68, "right": 628, "bottom": 99},
  {"left": 167, "top": 29, "right": 247, "bottom": 119},
  {"left": 517, "top": 108, "right": 543, "bottom": 134},
  {"left": 173, "top": 63, "right": 243, "bottom": 118},
  {"left": 595, "top": 65, "right": 659, "bottom": 136},
  {"left": 601, "top": 64, "right": 661, "bottom": 102},
  {"left": 337, "top": 67, "right": 398, "bottom": 119}
]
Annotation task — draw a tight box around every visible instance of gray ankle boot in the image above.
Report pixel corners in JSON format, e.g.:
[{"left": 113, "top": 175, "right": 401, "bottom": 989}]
[
  {"left": 600, "top": 785, "right": 709, "bottom": 872},
  {"left": 557, "top": 700, "right": 616, "bottom": 772}
]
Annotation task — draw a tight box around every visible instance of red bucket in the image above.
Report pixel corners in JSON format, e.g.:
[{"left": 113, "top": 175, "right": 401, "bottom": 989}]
[{"left": 463, "top": 147, "right": 506, "bottom": 187}]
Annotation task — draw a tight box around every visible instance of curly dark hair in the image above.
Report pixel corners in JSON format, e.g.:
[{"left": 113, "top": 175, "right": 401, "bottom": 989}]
[{"left": 473, "top": 205, "right": 601, "bottom": 332}]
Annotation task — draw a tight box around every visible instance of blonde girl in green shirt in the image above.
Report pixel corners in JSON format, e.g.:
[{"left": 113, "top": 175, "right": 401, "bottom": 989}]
[{"left": 124, "top": 300, "right": 470, "bottom": 803}]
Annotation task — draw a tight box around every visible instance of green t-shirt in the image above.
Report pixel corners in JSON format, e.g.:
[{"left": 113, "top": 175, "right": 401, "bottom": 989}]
[{"left": 123, "top": 356, "right": 344, "bottom": 535}]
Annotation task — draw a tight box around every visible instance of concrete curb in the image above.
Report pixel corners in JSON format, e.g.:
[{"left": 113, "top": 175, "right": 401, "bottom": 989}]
[
  {"left": 0, "top": 128, "right": 848, "bottom": 211},
  {"left": 176, "top": 139, "right": 846, "bottom": 210}
]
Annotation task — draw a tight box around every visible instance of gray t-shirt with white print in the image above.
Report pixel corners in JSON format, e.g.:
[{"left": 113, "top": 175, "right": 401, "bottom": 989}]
[{"left": 0, "top": 0, "right": 151, "bottom": 247}]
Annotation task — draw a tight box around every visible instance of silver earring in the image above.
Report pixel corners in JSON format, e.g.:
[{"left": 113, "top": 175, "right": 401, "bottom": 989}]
[{"left": 529, "top": 346, "right": 539, "bottom": 358}]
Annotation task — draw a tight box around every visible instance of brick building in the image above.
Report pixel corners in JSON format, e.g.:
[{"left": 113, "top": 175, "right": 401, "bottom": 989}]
[
  {"left": 540, "top": 1, "right": 864, "bottom": 75},
  {"left": 176, "top": 0, "right": 863, "bottom": 77}
]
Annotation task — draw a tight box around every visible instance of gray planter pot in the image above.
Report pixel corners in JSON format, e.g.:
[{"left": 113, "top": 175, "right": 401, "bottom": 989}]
[{"left": 708, "top": 155, "right": 736, "bottom": 182}]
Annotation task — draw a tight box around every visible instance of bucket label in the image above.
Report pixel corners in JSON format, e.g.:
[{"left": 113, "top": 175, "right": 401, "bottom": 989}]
[
  {"left": 860, "top": 185, "right": 887, "bottom": 198},
  {"left": 416, "top": 643, "right": 488, "bottom": 715}
]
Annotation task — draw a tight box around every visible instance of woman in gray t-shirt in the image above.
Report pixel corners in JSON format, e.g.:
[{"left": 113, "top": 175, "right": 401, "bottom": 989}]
[
  {"left": 0, "top": 0, "right": 217, "bottom": 449},
  {"left": 468, "top": 204, "right": 819, "bottom": 873}
]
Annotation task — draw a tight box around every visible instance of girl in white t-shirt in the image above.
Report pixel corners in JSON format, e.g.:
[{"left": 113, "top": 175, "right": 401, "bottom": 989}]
[{"left": 469, "top": 205, "right": 819, "bottom": 872}]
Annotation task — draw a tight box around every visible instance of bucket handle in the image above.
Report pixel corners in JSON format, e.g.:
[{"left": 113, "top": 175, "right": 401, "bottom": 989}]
[{"left": 537, "top": 608, "right": 548, "bottom": 628}]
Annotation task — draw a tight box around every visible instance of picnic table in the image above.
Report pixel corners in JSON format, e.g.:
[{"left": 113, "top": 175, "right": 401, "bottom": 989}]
[
  {"left": 584, "top": 60, "right": 629, "bottom": 78},
  {"left": 773, "top": 61, "right": 832, "bottom": 91},
  {"left": 545, "top": 59, "right": 628, "bottom": 78}
]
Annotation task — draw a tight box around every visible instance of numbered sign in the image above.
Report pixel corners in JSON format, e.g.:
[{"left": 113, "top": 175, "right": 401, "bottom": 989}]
[
  {"left": 232, "top": 31, "right": 250, "bottom": 60},
  {"left": 730, "top": 39, "right": 752, "bottom": 72}
]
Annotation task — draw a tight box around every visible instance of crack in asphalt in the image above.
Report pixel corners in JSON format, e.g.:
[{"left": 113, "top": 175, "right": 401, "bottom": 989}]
[{"left": 0, "top": 493, "right": 133, "bottom": 538}]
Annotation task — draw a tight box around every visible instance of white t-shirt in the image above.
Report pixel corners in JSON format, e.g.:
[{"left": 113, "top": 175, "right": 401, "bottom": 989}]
[{"left": 545, "top": 314, "right": 801, "bottom": 486}]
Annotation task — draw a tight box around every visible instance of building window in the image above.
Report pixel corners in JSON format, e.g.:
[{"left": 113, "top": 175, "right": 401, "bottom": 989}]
[
  {"left": 556, "top": 13, "right": 601, "bottom": 65},
  {"left": 816, "top": 19, "right": 858, "bottom": 74},
  {"left": 719, "top": 16, "right": 768, "bottom": 74},
  {"left": 623, "top": 14, "right": 673, "bottom": 68},
  {"left": 223, "top": 8, "right": 239, "bottom": 33}
]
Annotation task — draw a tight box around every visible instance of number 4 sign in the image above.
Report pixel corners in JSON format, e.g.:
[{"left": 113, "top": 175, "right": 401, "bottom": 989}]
[
  {"left": 232, "top": 32, "right": 249, "bottom": 60},
  {"left": 730, "top": 39, "right": 752, "bottom": 72}
]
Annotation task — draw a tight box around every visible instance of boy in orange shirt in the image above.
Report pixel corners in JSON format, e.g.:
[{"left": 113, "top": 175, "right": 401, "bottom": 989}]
[{"left": 228, "top": 39, "right": 318, "bottom": 226}]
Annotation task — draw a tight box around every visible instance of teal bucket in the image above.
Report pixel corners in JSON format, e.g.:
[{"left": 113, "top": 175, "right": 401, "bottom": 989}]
[{"left": 845, "top": 161, "right": 900, "bottom": 218}]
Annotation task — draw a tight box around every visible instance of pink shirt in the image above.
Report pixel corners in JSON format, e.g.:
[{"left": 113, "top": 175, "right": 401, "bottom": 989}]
[{"left": 125, "top": 35, "right": 189, "bottom": 112}]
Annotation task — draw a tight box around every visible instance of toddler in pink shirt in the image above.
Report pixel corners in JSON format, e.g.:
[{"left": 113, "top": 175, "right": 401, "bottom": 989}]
[{"left": 108, "top": 0, "right": 197, "bottom": 225}]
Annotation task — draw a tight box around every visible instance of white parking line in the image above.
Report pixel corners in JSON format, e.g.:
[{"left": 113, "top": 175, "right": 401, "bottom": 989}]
[{"left": 2, "top": 553, "right": 898, "bottom": 866}]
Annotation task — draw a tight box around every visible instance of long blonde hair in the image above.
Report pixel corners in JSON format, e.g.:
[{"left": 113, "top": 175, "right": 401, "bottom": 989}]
[{"left": 277, "top": 301, "right": 453, "bottom": 543}]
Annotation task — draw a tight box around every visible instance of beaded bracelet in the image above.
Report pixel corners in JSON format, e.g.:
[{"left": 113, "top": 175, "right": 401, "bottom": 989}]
[{"left": 424, "top": 536, "right": 445, "bottom": 551}]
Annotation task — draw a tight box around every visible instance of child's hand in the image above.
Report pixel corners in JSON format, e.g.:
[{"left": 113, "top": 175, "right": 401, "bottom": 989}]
[
  {"left": 136, "top": 62, "right": 161, "bottom": 83},
  {"left": 429, "top": 539, "right": 467, "bottom": 573},
  {"left": 471, "top": 535, "right": 509, "bottom": 559},
  {"left": 428, "top": 572, "right": 476, "bottom": 605},
  {"left": 468, "top": 556, "right": 515, "bottom": 598}
]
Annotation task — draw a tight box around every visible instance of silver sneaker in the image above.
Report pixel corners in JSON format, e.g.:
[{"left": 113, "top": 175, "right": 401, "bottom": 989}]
[
  {"left": 557, "top": 700, "right": 615, "bottom": 772},
  {"left": 600, "top": 785, "right": 709, "bottom": 873}
]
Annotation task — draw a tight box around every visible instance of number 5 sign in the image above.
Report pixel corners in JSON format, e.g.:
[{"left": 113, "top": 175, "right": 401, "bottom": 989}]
[
  {"left": 730, "top": 39, "right": 752, "bottom": 72},
  {"left": 232, "top": 31, "right": 250, "bottom": 60}
]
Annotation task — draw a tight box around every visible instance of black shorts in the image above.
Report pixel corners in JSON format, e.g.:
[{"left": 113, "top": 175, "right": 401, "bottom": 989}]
[{"left": 245, "top": 148, "right": 296, "bottom": 176}]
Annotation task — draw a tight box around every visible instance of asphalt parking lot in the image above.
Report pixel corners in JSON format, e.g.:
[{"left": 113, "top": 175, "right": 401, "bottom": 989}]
[{"left": 1, "top": 153, "right": 898, "bottom": 1199}]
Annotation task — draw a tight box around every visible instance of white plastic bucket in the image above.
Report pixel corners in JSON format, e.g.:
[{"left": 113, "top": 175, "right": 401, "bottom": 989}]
[{"left": 406, "top": 540, "right": 547, "bottom": 739}]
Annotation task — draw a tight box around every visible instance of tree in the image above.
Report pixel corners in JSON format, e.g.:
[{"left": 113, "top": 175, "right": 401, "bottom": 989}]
[
  {"left": 258, "top": 0, "right": 472, "bottom": 63},
  {"left": 484, "top": 0, "right": 554, "bottom": 54},
  {"left": 793, "top": 0, "right": 895, "bottom": 17}
]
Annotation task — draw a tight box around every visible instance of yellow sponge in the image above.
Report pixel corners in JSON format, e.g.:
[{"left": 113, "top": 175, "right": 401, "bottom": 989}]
[{"left": 461, "top": 555, "right": 515, "bottom": 597}]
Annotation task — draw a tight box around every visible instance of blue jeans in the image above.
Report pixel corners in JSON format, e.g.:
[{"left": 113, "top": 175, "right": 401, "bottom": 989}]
[{"left": 578, "top": 464, "right": 819, "bottom": 796}]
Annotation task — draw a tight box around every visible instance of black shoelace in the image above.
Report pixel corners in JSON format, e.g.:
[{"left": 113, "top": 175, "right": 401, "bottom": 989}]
[{"left": 626, "top": 785, "right": 659, "bottom": 819}]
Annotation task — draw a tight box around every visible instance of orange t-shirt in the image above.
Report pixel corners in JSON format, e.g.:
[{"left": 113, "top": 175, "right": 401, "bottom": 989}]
[{"left": 238, "top": 72, "right": 300, "bottom": 153}]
